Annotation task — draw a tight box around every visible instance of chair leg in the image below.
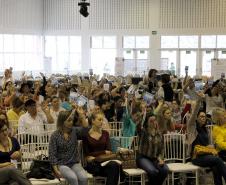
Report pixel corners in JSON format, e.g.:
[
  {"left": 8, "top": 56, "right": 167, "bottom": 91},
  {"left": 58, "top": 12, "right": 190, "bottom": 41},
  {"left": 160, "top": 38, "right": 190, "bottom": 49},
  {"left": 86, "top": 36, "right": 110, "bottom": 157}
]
[
  {"left": 195, "top": 170, "right": 199, "bottom": 185},
  {"left": 129, "top": 176, "right": 132, "bottom": 185},
  {"left": 167, "top": 173, "right": 170, "bottom": 185},
  {"left": 141, "top": 174, "right": 145, "bottom": 185},
  {"left": 172, "top": 172, "right": 174, "bottom": 185}
]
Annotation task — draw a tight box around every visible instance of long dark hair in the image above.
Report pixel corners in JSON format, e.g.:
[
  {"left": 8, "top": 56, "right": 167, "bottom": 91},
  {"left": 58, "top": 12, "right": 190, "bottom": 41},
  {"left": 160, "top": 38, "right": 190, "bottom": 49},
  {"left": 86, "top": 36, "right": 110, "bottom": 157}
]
[
  {"left": 0, "top": 110, "right": 9, "bottom": 128},
  {"left": 0, "top": 119, "right": 8, "bottom": 130},
  {"left": 57, "top": 111, "right": 71, "bottom": 132}
]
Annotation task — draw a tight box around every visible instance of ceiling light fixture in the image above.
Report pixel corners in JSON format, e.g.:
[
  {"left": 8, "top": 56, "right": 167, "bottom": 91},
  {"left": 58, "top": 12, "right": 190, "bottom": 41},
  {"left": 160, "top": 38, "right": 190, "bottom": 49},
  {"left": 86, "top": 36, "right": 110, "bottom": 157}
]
[{"left": 78, "top": 0, "right": 90, "bottom": 17}]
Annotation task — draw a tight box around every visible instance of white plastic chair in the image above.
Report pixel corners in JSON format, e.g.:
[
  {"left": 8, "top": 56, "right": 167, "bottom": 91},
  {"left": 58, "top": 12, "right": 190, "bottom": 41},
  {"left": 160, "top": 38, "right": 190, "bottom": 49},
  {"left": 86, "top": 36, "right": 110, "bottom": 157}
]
[
  {"left": 104, "top": 128, "right": 122, "bottom": 137},
  {"left": 38, "top": 130, "right": 54, "bottom": 144},
  {"left": 20, "top": 143, "right": 49, "bottom": 172},
  {"left": 108, "top": 122, "right": 123, "bottom": 130},
  {"left": 119, "top": 136, "right": 146, "bottom": 185},
  {"left": 18, "top": 124, "right": 45, "bottom": 136},
  {"left": 164, "top": 133, "right": 200, "bottom": 185},
  {"left": 20, "top": 143, "right": 66, "bottom": 185},
  {"left": 206, "top": 125, "right": 214, "bottom": 145},
  {"left": 16, "top": 132, "right": 40, "bottom": 145},
  {"left": 16, "top": 124, "right": 55, "bottom": 144}
]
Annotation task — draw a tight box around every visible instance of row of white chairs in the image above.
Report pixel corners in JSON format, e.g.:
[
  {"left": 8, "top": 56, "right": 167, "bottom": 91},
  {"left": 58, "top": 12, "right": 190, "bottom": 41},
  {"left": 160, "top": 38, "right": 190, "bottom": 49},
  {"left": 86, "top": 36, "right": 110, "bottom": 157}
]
[
  {"left": 18, "top": 134, "right": 203, "bottom": 185},
  {"left": 14, "top": 122, "right": 215, "bottom": 185}
]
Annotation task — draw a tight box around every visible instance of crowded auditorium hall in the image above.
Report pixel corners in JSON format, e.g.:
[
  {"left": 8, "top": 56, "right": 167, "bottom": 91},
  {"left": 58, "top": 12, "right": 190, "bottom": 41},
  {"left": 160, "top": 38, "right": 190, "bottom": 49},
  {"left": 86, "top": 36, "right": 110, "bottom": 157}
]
[{"left": 1, "top": 1, "right": 226, "bottom": 185}]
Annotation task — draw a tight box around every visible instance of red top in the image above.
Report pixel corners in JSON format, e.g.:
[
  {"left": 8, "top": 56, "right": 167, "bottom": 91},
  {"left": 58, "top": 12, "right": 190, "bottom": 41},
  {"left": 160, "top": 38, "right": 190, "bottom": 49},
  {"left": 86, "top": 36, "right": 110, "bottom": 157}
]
[{"left": 83, "top": 130, "right": 111, "bottom": 157}]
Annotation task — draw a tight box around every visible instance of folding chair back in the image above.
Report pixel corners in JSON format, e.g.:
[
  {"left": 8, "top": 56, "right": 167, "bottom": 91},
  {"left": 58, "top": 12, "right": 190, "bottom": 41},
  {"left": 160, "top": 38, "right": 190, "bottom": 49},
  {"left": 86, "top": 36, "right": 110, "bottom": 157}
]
[
  {"left": 105, "top": 128, "right": 122, "bottom": 137},
  {"left": 164, "top": 133, "right": 186, "bottom": 163},
  {"left": 206, "top": 125, "right": 214, "bottom": 145},
  {"left": 109, "top": 121, "right": 123, "bottom": 130},
  {"left": 20, "top": 143, "right": 49, "bottom": 173}
]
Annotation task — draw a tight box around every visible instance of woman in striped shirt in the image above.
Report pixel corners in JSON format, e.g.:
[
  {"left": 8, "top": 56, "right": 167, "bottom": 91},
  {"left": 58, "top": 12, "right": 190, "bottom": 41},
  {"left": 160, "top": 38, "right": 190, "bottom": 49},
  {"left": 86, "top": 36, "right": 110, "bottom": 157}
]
[{"left": 136, "top": 114, "right": 168, "bottom": 185}]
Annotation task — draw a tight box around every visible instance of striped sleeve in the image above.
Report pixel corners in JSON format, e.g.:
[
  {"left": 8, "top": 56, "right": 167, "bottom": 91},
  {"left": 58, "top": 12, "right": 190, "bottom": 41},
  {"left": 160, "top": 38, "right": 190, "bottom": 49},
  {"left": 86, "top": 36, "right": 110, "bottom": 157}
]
[{"left": 49, "top": 132, "right": 58, "bottom": 165}]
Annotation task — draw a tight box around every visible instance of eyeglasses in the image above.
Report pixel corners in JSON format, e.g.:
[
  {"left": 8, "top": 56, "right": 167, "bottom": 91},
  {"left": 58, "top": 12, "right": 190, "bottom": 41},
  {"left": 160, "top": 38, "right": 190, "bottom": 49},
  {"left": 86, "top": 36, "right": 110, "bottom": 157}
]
[
  {"left": 0, "top": 127, "right": 8, "bottom": 133},
  {"left": 199, "top": 115, "right": 206, "bottom": 118}
]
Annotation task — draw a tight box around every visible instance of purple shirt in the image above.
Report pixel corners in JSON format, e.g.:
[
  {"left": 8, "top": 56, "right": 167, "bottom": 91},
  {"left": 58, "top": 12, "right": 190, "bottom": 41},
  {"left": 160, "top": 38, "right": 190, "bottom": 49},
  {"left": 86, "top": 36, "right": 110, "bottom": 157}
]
[{"left": 83, "top": 130, "right": 111, "bottom": 157}]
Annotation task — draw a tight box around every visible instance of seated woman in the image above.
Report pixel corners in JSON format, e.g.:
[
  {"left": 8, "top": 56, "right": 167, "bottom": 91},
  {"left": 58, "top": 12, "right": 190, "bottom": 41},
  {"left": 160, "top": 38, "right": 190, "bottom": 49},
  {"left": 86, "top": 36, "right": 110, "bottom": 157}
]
[
  {"left": 0, "top": 120, "right": 31, "bottom": 185},
  {"left": 83, "top": 111, "right": 122, "bottom": 185},
  {"left": 49, "top": 110, "right": 88, "bottom": 185},
  {"left": 155, "top": 99, "right": 175, "bottom": 134},
  {"left": 136, "top": 114, "right": 168, "bottom": 185},
  {"left": 187, "top": 98, "right": 226, "bottom": 185},
  {"left": 212, "top": 107, "right": 226, "bottom": 161}
]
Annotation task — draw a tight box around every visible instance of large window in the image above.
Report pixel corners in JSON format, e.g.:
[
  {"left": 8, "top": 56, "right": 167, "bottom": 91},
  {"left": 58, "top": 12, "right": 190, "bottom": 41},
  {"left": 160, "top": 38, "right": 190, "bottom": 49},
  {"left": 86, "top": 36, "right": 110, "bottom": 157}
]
[
  {"left": 217, "top": 35, "right": 226, "bottom": 48},
  {"left": 45, "top": 36, "right": 81, "bottom": 74},
  {"left": 200, "top": 36, "right": 216, "bottom": 77},
  {"left": 123, "top": 36, "right": 149, "bottom": 75},
  {"left": 91, "top": 36, "right": 116, "bottom": 76},
  {"left": 0, "top": 34, "right": 43, "bottom": 72},
  {"left": 179, "top": 36, "right": 198, "bottom": 48},
  {"left": 161, "top": 36, "right": 178, "bottom": 49},
  {"left": 218, "top": 50, "right": 226, "bottom": 59},
  {"left": 201, "top": 36, "right": 216, "bottom": 48},
  {"left": 202, "top": 50, "right": 214, "bottom": 76},
  {"left": 161, "top": 51, "right": 177, "bottom": 74},
  {"left": 217, "top": 35, "right": 226, "bottom": 59},
  {"left": 180, "top": 51, "right": 197, "bottom": 77},
  {"left": 161, "top": 35, "right": 198, "bottom": 77}
]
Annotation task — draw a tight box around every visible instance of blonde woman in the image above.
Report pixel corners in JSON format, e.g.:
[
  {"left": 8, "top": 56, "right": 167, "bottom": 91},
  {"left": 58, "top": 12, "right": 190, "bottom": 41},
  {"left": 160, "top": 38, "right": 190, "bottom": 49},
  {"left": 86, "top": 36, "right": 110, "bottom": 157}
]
[
  {"left": 212, "top": 108, "right": 226, "bottom": 161},
  {"left": 83, "top": 111, "right": 123, "bottom": 185},
  {"left": 155, "top": 99, "right": 175, "bottom": 134}
]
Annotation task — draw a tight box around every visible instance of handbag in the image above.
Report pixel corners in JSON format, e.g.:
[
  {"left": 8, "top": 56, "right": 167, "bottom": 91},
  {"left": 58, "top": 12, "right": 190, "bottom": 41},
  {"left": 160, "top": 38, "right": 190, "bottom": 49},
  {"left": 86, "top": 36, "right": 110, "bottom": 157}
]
[
  {"left": 193, "top": 145, "right": 218, "bottom": 159},
  {"left": 117, "top": 149, "right": 136, "bottom": 169},
  {"left": 26, "top": 154, "right": 55, "bottom": 180}
]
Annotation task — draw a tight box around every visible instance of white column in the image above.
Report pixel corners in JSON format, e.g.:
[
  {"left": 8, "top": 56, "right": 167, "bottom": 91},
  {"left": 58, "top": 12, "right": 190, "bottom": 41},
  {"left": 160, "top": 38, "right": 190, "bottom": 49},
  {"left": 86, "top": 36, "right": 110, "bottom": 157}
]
[
  {"left": 81, "top": 16, "right": 90, "bottom": 73},
  {"left": 150, "top": 34, "right": 161, "bottom": 70}
]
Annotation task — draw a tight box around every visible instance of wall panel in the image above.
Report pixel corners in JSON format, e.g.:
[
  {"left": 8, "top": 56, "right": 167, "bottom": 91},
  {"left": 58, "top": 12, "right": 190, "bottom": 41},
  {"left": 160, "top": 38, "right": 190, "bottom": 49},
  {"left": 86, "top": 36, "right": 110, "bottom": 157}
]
[
  {"left": 0, "top": 0, "right": 43, "bottom": 34},
  {"left": 43, "top": 0, "right": 81, "bottom": 32},
  {"left": 89, "top": 0, "right": 150, "bottom": 30},
  {"left": 160, "top": 0, "right": 226, "bottom": 29}
]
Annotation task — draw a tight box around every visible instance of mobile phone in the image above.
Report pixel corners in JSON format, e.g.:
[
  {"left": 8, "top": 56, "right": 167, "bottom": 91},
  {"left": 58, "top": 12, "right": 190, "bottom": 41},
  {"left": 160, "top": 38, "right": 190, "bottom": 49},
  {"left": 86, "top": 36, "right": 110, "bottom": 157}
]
[
  {"left": 76, "top": 95, "right": 88, "bottom": 107},
  {"left": 194, "top": 81, "right": 203, "bottom": 91},
  {"left": 88, "top": 100, "right": 95, "bottom": 110},
  {"left": 143, "top": 92, "right": 154, "bottom": 105},
  {"left": 103, "top": 83, "right": 110, "bottom": 91},
  {"left": 185, "top": 66, "right": 189, "bottom": 71},
  {"left": 69, "top": 92, "right": 79, "bottom": 102}
]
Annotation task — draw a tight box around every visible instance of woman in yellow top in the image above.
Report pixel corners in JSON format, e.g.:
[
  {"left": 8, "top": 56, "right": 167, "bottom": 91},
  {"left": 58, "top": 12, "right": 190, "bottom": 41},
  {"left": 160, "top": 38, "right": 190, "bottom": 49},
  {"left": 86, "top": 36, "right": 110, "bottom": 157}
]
[
  {"left": 6, "top": 97, "right": 25, "bottom": 136},
  {"left": 212, "top": 107, "right": 226, "bottom": 161}
]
